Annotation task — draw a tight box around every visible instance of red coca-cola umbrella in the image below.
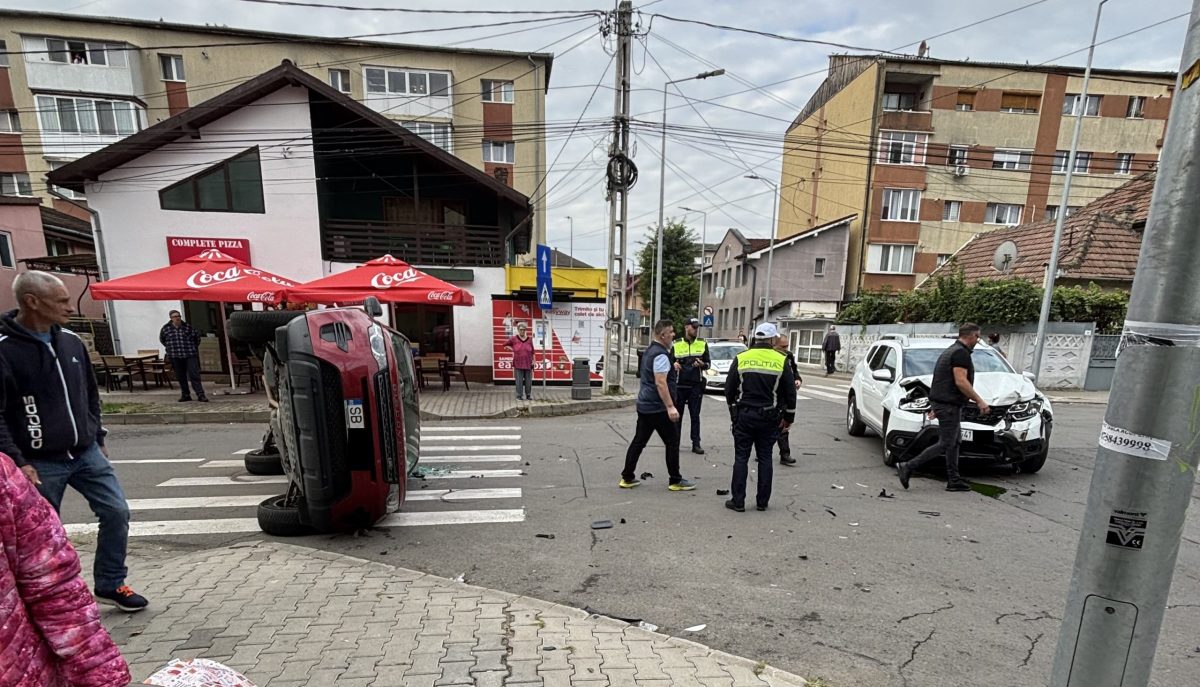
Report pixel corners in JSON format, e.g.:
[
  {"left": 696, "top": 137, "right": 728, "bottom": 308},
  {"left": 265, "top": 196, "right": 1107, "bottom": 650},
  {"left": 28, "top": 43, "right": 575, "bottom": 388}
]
[
  {"left": 90, "top": 249, "right": 298, "bottom": 391},
  {"left": 288, "top": 254, "right": 475, "bottom": 306}
]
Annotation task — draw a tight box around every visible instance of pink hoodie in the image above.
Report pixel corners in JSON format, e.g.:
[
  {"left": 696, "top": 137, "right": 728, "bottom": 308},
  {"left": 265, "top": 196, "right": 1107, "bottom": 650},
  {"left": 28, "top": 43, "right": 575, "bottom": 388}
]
[{"left": 0, "top": 455, "right": 130, "bottom": 687}]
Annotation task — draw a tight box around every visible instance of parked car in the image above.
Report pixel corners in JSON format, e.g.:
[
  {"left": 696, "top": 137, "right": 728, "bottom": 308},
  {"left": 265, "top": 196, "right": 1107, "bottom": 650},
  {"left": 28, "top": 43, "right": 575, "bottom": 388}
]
[
  {"left": 228, "top": 297, "right": 421, "bottom": 535},
  {"left": 704, "top": 341, "right": 748, "bottom": 392},
  {"left": 846, "top": 335, "right": 1052, "bottom": 473}
]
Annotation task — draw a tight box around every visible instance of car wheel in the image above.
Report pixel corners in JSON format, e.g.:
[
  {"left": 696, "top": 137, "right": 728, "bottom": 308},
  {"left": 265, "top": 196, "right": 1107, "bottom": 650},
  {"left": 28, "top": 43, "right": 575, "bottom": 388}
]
[
  {"left": 228, "top": 310, "right": 305, "bottom": 345},
  {"left": 881, "top": 412, "right": 898, "bottom": 467},
  {"left": 1020, "top": 420, "right": 1051, "bottom": 474},
  {"left": 244, "top": 449, "right": 283, "bottom": 475},
  {"left": 846, "top": 393, "right": 867, "bottom": 437},
  {"left": 256, "top": 495, "right": 311, "bottom": 537}
]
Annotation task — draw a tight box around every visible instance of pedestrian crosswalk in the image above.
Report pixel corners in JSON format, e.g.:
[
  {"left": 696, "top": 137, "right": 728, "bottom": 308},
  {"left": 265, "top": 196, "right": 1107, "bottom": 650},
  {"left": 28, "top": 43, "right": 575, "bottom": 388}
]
[
  {"left": 797, "top": 380, "right": 851, "bottom": 405},
  {"left": 63, "top": 424, "right": 527, "bottom": 539}
]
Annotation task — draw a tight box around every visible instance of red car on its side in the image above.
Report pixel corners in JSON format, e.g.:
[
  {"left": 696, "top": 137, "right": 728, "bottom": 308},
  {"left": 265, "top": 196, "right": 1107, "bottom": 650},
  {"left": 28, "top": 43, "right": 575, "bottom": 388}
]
[{"left": 229, "top": 297, "right": 421, "bottom": 535}]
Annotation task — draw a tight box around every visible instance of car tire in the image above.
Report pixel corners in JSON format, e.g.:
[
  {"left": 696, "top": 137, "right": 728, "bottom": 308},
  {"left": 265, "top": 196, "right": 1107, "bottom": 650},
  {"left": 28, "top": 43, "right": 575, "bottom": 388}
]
[
  {"left": 257, "top": 495, "right": 310, "bottom": 537},
  {"left": 1020, "top": 420, "right": 1052, "bottom": 474},
  {"left": 846, "top": 393, "right": 867, "bottom": 437},
  {"left": 228, "top": 310, "right": 304, "bottom": 345},
  {"left": 244, "top": 449, "right": 283, "bottom": 475},
  {"left": 881, "top": 413, "right": 898, "bottom": 467}
]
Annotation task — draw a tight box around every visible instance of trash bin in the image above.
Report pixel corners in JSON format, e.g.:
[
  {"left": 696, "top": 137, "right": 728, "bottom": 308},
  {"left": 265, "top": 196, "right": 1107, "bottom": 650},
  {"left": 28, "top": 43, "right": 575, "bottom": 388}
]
[{"left": 572, "top": 357, "right": 592, "bottom": 400}]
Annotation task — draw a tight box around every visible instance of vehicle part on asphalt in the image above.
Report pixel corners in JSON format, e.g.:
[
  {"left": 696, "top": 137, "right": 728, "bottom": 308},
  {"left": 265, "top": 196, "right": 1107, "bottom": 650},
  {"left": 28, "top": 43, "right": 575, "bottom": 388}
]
[
  {"left": 716, "top": 489, "right": 730, "bottom": 495},
  {"left": 684, "top": 624, "right": 707, "bottom": 632},
  {"left": 637, "top": 621, "right": 659, "bottom": 632},
  {"left": 591, "top": 520, "right": 614, "bottom": 530},
  {"left": 639, "top": 471, "right": 654, "bottom": 480},
  {"left": 831, "top": 484, "right": 844, "bottom": 489},
  {"left": 824, "top": 507, "right": 836, "bottom": 517},
  {"left": 243, "top": 448, "right": 283, "bottom": 475},
  {"left": 918, "top": 510, "right": 941, "bottom": 517},
  {"left": 536, "top": 533, "right": 556, "bottom": 539},
  {"left": 256, "top": 494, "right": 311, "bottom": 537},
  {"left": 878, "top": 489, "right": 895, "bottom": 499}
]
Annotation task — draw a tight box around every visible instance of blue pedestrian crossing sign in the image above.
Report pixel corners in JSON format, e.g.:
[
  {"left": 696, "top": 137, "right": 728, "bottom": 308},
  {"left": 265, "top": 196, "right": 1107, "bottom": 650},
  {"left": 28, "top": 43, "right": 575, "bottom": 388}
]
[
  {"left": 536, "top": 244, "right": 553, "bottom": 308},
  {"left": 702, "top": 305, "right": 714, "bottom": 328}
]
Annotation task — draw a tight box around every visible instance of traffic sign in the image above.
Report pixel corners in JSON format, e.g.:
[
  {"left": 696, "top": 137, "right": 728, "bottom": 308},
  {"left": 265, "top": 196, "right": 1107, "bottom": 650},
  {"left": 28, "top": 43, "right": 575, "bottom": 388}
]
[
  {"left": 702, "top": 305, "right": 714, "bottom": 327},
  {"left": 703, "top": 306, "right": 713, "bottom": 316},
  {"left": 536, "top": 244, "right": 553, "bottom": 308}
]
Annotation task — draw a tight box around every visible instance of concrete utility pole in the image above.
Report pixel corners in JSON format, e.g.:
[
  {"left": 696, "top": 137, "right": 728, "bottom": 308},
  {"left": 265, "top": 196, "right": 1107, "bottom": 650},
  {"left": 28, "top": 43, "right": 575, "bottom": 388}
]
[
  {"left": 565, "top": 216, "right": 574, "bottom": 264},
  {"left": 745, "top": 174, "right": 779, "bottom": 321},
  {"left": 679, "top": 205, "right": 708, "bottom": 322},
  {"left": 1031, "top": 0, "right": 1107, "bottom": 382},
  {"left": 603, "top": 1, "right": 634, "bottom": 393},
  {"left": 1050, "top": 3, "right": 1200, "bottom": 685}
]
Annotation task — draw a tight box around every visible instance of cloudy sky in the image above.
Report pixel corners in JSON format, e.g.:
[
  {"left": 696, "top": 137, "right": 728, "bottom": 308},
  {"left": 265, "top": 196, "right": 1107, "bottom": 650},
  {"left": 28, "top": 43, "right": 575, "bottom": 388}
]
[{"left": 8, "top": 0, "right": 1194, "bottom": 265}]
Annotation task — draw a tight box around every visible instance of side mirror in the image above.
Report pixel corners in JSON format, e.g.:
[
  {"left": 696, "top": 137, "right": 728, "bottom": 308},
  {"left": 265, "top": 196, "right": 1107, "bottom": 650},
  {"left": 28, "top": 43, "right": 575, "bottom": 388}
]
[
  {"left": 872, "top": 368, "right": 894, "bottom": 383},
  {"left": 364, "top": 296, "right": 384, "bottom": 319},
  {"left": 1022, "top": 371, "right": 1037, "bottom": 382}
]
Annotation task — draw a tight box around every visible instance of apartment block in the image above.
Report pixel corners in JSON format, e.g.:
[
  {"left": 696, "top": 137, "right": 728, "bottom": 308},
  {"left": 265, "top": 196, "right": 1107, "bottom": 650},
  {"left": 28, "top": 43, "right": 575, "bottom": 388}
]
[
  {"left": 0, "top": 10, "right": 550, "bottom": 245},
  {"left": 779, "top": 54, "right": 1174, "bottom": 297}
]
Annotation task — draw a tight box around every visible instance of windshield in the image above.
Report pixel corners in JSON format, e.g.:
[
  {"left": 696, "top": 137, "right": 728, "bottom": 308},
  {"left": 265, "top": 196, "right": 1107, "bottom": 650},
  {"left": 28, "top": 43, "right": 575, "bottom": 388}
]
[
  {"left": 903, "top": 346, "right": 1012, "bottom": 377},
  {"left": 710, "top": 344, "right": 746, "bottom": 361}
]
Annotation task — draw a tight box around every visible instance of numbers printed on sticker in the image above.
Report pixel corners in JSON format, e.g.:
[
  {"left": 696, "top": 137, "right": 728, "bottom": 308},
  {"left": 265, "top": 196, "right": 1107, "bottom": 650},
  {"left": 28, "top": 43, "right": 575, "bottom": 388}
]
[
  {"left": 1103, "top": 430, "right": 1152, "bottom": 452},
  {"left": 345, "top": 399, "right": 365, "bottom": 429}
]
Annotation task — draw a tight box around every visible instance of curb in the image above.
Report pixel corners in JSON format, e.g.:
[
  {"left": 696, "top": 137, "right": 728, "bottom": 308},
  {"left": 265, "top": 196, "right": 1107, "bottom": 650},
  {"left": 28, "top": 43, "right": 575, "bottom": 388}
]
[
  {"left": 421, "top": 395, "right": 636, "bottom": 421},
  {"left": 104, "top": 410, "right": 271, "bottom": 425}
]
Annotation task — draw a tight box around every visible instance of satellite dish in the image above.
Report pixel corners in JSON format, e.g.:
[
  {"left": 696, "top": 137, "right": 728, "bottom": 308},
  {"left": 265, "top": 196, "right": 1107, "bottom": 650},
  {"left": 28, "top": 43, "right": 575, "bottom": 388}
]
[{"left": 993, "top": 240, "right": 1019, "bottom": 273}]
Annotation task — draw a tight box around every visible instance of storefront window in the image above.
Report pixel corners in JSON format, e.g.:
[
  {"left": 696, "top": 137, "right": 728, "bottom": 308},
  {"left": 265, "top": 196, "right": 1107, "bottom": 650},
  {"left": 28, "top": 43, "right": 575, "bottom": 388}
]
[{"left": 392, "top": 304, "right": 453, "bottom": 358}]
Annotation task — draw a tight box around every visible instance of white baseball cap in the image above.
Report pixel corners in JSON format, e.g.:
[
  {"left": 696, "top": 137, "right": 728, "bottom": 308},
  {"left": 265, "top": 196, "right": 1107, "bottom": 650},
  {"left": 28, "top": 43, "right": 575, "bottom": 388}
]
[{"left": 753, "top": 322, "right": 778, "bottom": 339}]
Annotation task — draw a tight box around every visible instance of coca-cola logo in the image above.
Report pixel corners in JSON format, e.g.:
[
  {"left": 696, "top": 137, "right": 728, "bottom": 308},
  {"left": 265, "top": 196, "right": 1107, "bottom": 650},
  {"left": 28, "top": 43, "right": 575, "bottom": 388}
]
[
  {"left": 370, "top": 268, "right": 422, "bottom": 290},
  {"left": 244, "top": 270, "right": 294, "bottom": 287},
  {"left": 427, "top": 291, "right": 455, "bottom": 302},
  {"left": 186, "top": 266, "right": 246, "bottom": 289},
  {"left": 246, "top": 291, "right": 278, "bottom": 303}
]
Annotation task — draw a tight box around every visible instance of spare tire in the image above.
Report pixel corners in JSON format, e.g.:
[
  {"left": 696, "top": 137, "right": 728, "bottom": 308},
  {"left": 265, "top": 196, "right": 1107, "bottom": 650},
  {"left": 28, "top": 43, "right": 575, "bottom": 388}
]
[
  {"left": 244, "top": 449, "right": 283, "bottom": 475},
  {"left": 228, "top": 310, "right": 305, "bottom": 345},
  {"left": 257, "top": 495, "right": 310, "bottom": 537}
]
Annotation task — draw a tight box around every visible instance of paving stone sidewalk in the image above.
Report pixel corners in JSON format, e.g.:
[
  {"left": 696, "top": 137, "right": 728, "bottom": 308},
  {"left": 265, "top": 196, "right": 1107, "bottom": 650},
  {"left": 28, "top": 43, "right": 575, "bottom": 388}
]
[{"left": 83, "top": 542, "right": 809, "bottom": 686}]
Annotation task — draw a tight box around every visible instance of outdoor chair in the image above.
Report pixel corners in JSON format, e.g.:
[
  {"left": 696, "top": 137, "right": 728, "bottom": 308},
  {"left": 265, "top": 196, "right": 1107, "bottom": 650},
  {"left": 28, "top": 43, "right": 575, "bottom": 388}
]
[
  {"left": 442, "top": 355, "right": 469, "bottom": 390},
  {"left": 136, "top": 349, "right": 174, "bottom": 389},
  {"left": 99, "top": 355, "right": 135, "bottom": 392}
]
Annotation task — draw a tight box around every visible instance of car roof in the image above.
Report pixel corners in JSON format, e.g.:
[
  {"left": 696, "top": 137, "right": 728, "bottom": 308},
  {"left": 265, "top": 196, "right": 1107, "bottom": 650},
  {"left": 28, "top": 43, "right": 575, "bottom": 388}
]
[
  {"left": 875, "top": 337, "right": 996, "bottom": 352},
  {"left": 710, "top": 341, "right": 746, "bottom": 347}
]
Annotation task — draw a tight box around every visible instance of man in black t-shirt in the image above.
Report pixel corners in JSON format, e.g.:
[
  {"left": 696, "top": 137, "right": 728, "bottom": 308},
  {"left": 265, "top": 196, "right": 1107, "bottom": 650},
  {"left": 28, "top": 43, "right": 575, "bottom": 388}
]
[{"left": 896, "top": 323, "right": 991, "bottom": 492}]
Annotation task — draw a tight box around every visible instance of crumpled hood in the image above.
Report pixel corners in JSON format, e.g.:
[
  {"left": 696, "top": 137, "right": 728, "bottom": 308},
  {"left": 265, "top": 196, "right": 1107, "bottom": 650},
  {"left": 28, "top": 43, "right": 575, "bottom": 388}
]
[{"left": 899, "top": 372, "right": 1038, "bottom": 405}]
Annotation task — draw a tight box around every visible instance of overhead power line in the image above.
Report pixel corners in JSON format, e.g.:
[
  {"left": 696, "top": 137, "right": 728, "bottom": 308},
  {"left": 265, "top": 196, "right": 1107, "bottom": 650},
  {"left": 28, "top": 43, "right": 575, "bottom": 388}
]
[{"left": 233, "top": 0, "right": 602, "bottom": 14}]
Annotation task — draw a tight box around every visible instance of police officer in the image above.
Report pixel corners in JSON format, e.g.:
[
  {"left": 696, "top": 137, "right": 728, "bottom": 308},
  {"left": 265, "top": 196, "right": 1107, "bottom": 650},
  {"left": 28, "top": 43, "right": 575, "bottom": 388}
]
[
  {"left": 724, "top": 323, "right": 797, "bottom": 512},
  {"left": 672, "top": 317, "right": 711, "bottom": 454}
]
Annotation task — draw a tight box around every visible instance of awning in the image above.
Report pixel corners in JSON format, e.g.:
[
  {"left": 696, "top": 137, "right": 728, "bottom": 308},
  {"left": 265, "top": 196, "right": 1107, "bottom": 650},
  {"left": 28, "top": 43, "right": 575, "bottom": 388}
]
[{"left": 289, "top": 254, "right": 475, "bottom": 306}]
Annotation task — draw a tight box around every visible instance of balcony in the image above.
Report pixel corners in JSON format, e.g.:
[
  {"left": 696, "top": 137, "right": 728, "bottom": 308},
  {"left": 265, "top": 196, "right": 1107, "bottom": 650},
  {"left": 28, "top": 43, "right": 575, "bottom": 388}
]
[
  {"left": 321, "top": 219, "right": 505, "bottom": 266},
  {"left": 880, "top": 110, "right": 932, "bottom": 132}
]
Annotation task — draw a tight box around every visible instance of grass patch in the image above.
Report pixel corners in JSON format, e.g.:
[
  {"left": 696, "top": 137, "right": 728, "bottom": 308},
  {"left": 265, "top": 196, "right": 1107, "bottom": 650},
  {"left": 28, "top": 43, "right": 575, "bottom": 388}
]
[{"left": 101, "top": 402, "right": 159, "bottom": 414}]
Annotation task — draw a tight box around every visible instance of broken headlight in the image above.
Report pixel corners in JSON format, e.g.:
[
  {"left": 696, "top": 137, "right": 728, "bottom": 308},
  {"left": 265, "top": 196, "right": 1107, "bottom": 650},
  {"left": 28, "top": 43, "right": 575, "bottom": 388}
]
[
  {"left": 899, "top": 396, "right": 931, "bottom": 412},
  {"left": 1008, "top": 399, "right": 1042, "bottom": 420}
]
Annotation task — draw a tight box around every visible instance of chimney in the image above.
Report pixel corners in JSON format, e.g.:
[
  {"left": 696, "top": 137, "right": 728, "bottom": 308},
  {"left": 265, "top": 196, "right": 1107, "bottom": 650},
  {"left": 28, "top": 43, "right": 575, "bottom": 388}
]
[{"left": 917, "top": 41, "right": 929, "bottom": 58}]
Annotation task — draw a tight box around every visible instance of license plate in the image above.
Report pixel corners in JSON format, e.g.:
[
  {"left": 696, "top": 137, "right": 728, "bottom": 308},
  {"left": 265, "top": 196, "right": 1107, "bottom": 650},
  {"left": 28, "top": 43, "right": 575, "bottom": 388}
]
[
  {"left": 345, "top": 399, "right": 365, "bottom": 428},
  {"left": 960, "top": 429, "right": 974, "bottom": 442}
]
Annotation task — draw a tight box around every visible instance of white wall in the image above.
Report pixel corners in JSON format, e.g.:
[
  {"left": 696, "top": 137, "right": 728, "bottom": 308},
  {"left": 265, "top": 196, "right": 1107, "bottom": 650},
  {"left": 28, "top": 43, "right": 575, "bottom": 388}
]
[
  {"left": 453, "top": 267, "right": 504, "bottom": 366},
  {"left": 85, "top": 85, "right": 322, "bottom": 354}
]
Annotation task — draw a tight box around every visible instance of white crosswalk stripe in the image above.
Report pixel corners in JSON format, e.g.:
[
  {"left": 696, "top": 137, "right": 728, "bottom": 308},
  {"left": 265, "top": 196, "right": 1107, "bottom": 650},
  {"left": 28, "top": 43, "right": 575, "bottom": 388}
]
[
  {"left": 797, "top": 382, "right": 851, "bottom": 405},
  {"left": 65, "top": 424, "right": 528, "bottom": 538}
]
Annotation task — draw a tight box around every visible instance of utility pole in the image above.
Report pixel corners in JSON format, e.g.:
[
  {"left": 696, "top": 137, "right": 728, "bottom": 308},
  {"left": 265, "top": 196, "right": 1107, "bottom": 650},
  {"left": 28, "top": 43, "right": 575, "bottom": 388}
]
[
  {"left": 1031, "top": 0, "right": 1107, "bottom": 382},
  {"left": 679, "top": 205, "right": 708, "bottom": 322},
  {"left": 566, "top": 216, "right": 574, "bottom": 265},
  {"left": 1050, "top": 3, "right": 1200, "bottom": 685},
  {"left": 603, "top": 0, "right": 634, "bottom": 394},
  {"left": 746, "top": 174, "right": 779, "bottom": 321}
]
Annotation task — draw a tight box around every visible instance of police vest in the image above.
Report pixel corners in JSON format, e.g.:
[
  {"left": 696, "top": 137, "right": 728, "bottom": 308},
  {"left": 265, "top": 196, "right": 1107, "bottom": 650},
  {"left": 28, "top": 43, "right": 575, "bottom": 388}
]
[
  {"left": 672, "top": 339, "right": 707, "bottom": 359},
  {"left": 732, "top": 347, "right": 787, "bottom": 409}
]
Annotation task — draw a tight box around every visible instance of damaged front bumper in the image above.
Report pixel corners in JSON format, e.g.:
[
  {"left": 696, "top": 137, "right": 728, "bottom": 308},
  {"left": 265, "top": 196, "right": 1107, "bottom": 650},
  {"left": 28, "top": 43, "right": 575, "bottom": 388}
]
[{"left": 886, "top": 412, "right": 1048, "bottom": 465}]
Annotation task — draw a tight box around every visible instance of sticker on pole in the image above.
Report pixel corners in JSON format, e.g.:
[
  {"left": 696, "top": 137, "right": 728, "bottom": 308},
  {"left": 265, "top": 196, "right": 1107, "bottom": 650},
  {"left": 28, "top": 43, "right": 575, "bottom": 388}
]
[
  {"left": 345, "top": 399, "right": 365, "bottom": 428},
  {"left": 1098, "top": 422, "right": 1171, "bottom": 461},
  {"left": 1106, "top": 509, "right": 1147, "bottom": 550}
]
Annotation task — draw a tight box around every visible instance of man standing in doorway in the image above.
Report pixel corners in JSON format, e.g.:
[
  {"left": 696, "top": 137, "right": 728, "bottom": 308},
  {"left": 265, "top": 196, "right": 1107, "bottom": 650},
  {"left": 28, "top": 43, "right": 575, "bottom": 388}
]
[
  {"left": 620, "top": 320, "right": 697, "bottom": 492},
  {"left": 724, "top": 323, "right": 796, "bottom": 512},
  {"left": 774, "top": 332, "right": 802, "bottom": 466},
  {"left": 895, "top": 323, "right": 990, "bottom": 492},
  {"left": 673, "top": 317, "right": 710, "bottom": 454},
  {"left": 822, "top": 325, "right": 841, "bottom": 376},
  {"left": 159, "top": 310, "right": 208, "bottom": 402},
  {"left": 0, "top": 271, "right": 148, "bottom": 611}
]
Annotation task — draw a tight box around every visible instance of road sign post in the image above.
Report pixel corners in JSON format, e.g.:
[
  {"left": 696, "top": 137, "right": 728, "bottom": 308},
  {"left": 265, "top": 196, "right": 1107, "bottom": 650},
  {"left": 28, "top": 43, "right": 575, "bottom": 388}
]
[{"left": 536, "top": 245, "right": 553, "bottom": 397}]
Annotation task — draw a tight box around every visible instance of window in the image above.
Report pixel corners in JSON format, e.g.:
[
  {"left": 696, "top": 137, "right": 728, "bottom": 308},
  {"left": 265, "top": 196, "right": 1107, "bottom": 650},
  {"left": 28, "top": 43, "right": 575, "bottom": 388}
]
[
  {"left": 985, "top": 203, "right": 1023, "bottom": 225},
  {"left": 1000, "top": 92, "right": 1040, "bottom": 114},
  {"left": 936, "top": 254, "right": 952, "bottom": 268},
  {"left": 401, "top": 121, "right": 452, "bottom": 150},
  {"left": 1063, "top": 93, "right": 1102, "bottom": 117},
  {"left": 1126, "top": 96, "right": 1146, "bottom": 119},
  {"left": 814, "top": 257, "right": 826, "bottom": 277},
  {"left": 1052, "top": 150, "right": 1091, "bottom": 173},
  {"left": 0, "top": 173, "right": 32, "bottom": 196},
  {"left": 45, "top": 38, "right": 123, "bottom": 66},
  {"left": 992, "top": 149, "right": 1032, "bottom": 171},
  {"left": 947, "top": 145, "right": 968, "bottom": 167},
  {"left": 942, "top": 200, "right": 962, "bottom": 222},
  {"left": 882, "top": 91, "right": 917, "bottom": 111},
  {"left": 481, "top": 80, "right": 514, "bottom": 103},
  {"left": 363, "top": 67, "right": 450, "bottom": 97},
  {"left": 35, "top": 95, "right": 140, "bottom": 135},
  {"left": 0, "top": 111, "right": 19, "bottom": 133},
  {"left": 159, "top": 54, "right": 185, "bottom": 81},
  {"left": 482, "top": 140, "right": 515, "bottom": 164},
  {"left": 0, "top": 234, "right": 13, "bottom": 269},
  {"left": 159, "top": 148, "right": 265, "bottom": 213},
  {"left": 0, "top": 40, "right": 8, "bottom": 68},
  {"left": 867, "top": 244, "right": 915, "bottom": 274},
  {"left": 48, "top": 161, "right": 85, "bottom": 200},
  {"left": 1045, "top": 205, "right": 1081, "bottom": 221},
  {"left": 955, "top": 91, "right": 975, "bottom": 111},
  {"left": 1116, "top": 152, "right": 1134, "bottom": 175},
  {"left": 880, "top": 188, "right": 921, "bottom": 222},
  {"left": 45, "top": 237, "right": 70, "bottom": 257},
  {"left": 878, "top": 131, "right": 928, "bottom": 165},
  {"left": 329, "top": 69, "right": 350, "bottom": 93}
]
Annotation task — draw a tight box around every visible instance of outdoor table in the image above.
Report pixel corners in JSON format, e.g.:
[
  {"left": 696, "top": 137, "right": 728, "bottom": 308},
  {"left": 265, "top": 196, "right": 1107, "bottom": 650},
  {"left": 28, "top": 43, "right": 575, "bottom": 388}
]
[{"left": 123, "top": 353, "right": 158, "bottom": 391}]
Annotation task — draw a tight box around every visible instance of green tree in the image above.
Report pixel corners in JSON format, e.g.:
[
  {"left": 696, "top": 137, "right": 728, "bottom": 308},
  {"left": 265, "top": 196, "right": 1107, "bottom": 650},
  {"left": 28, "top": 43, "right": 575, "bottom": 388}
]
[{"left": 636, "top": 220, "right": 700, "bottom": 330}]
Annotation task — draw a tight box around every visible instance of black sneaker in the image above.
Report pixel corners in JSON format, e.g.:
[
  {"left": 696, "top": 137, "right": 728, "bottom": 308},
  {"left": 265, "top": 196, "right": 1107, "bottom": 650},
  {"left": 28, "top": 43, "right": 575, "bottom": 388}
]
[
  {"left": 780, "top": 455, "right": 796, "bottom": 466},
  {"left": 198, "top": 396, "right": 210, "bottom": 403},
  {"left": 756, "top": 504, "right": 768, "bottom": 511},
  {"left": 691, "top": 445, "right": 706, "bottom": 455},
  {"left": 178, "top": 397, "right": 191, "bottom": 402},
  {"left": 95, "top": 585, "right": 149, "bottom": 612},
  {"left": 946, "top": 480, "right": 972, "bottom": 492},
  {"left": 896, "top": 462, "right": 911, "bottom": 490},
  {"left": 724, "top": 499, "right": 745, "bottom": 513}
]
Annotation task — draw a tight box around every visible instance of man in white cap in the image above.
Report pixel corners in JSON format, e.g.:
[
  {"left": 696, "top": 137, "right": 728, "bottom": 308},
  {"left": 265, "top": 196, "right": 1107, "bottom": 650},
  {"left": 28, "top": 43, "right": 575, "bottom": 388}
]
[{"left": 723, "top": 322, "right": 797, "bottom": 512}]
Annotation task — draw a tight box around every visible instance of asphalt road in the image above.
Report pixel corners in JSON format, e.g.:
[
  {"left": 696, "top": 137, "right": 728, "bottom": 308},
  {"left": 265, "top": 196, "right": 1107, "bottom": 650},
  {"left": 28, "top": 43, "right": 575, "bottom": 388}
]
[{"left": 61, "top": 390, "right": 1200, "bottom": 687}]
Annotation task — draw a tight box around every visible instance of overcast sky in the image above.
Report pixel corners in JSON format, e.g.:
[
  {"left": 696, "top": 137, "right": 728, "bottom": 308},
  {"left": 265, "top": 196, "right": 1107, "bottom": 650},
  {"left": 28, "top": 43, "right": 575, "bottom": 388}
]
[{"left": 8, "top": 0, "right": 1194, "bottom": 265}]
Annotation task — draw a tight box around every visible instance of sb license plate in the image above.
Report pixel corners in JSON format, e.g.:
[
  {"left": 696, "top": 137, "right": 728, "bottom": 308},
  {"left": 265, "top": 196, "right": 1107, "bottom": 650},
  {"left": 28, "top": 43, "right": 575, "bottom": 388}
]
[
  {"left": 345, "top": 399, "right": 365, "bottom": 428},
  {"left": 960, "top": 429, "right": 974, "bottom": 442}
]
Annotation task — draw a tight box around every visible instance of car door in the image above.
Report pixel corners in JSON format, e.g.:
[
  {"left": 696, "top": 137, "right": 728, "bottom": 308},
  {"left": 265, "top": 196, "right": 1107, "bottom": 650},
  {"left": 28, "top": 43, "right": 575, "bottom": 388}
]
[{"left": 860, "top": 345, "right": 898, "bottom": 430}]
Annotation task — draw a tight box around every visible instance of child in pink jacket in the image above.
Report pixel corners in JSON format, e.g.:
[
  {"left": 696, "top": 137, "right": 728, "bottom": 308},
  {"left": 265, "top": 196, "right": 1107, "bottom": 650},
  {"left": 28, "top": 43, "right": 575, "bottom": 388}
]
[{"left": 0, "top": 454, "right": 130, "bottom": 687}]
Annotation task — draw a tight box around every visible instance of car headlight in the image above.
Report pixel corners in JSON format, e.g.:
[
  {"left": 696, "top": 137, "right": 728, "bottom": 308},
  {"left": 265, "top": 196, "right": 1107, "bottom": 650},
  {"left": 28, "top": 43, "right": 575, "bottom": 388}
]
[
  {"left": 368, "top": 324, "right": 389, "bottom": 371},
  {"left": 1008, "top": 399, "right": 1042, "bottom": 420},
  {"left": 706, "top": 369, "right": 718, "bottom": 376},
  {"left": 899, "top": 397, "right": 930, "bottom": 412}
]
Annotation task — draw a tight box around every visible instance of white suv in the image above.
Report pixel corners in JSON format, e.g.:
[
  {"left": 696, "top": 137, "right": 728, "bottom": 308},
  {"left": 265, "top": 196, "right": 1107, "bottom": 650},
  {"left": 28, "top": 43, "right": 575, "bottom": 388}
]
[
  {"left": 703, "top": 341, "right": 748, "bottom": 393},
  {"left": 846, "top": 335, "right": 1053, "bottom": 473}
]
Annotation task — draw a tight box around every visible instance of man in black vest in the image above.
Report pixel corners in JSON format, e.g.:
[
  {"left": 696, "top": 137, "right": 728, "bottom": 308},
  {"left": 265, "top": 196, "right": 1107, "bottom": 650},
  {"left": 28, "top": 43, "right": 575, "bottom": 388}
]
[
  {"left": 672, "top": 317, "right": 710, "bottom": 454},
  {"left": 896, "top": 323, "right": 990, "bottom": 492},
  {"left": 619, "top": 320, "right": 697, "bottom": 492}
]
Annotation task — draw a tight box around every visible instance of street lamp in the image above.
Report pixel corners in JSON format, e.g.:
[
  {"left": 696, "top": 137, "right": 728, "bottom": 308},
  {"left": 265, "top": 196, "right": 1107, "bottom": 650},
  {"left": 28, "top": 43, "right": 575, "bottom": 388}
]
[
  {"left": 679, "top": 205, "right": 708, "bottom": 327},
  {"left": 565, "top": 216, "right": 574, "bottom": 265},
  {"left": 745, "top": 173, "right": 779, "bottom": 322},
  {"left": 653, "top": 68, "right": 725, "bottom": 325}
]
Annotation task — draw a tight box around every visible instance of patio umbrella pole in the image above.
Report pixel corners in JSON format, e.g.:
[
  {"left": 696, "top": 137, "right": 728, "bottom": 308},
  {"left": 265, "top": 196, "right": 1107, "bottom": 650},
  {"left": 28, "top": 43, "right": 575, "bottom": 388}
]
[{"left": 221, "top": 301, "right": 249, "bottom": 395}]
